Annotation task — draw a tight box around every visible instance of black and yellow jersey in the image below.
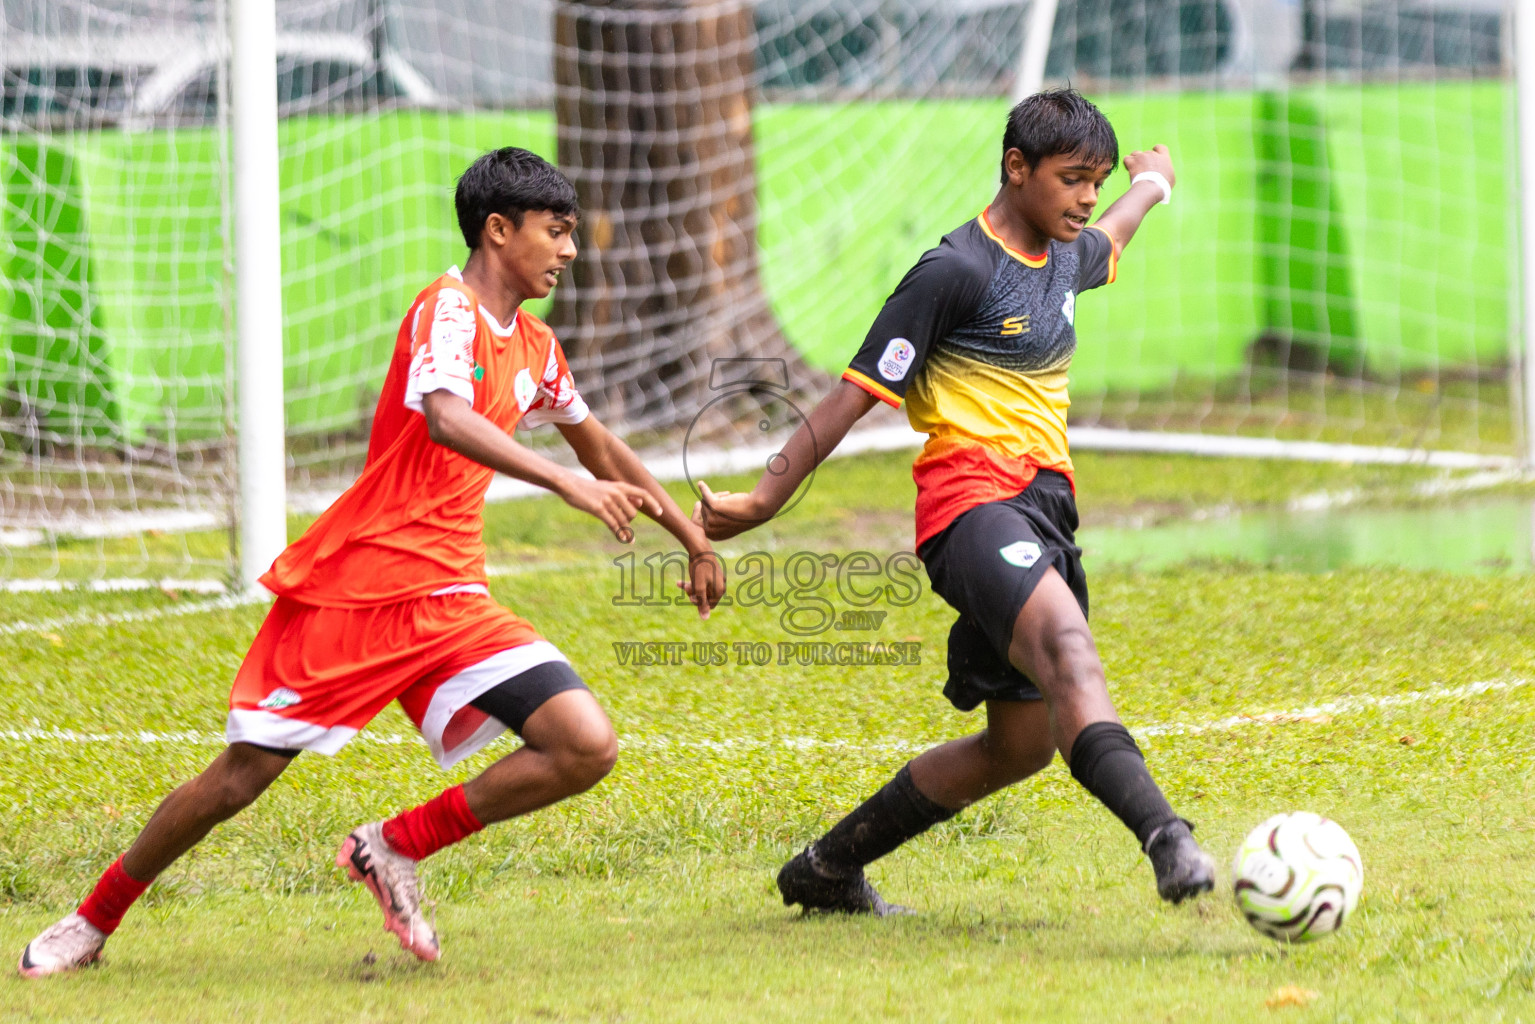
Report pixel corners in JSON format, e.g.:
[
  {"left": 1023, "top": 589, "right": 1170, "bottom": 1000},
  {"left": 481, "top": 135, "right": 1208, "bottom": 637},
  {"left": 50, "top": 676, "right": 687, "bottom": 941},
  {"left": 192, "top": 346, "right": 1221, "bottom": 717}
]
[{"left": 842, "top": 208, "right": 1116, "bottom": 548}]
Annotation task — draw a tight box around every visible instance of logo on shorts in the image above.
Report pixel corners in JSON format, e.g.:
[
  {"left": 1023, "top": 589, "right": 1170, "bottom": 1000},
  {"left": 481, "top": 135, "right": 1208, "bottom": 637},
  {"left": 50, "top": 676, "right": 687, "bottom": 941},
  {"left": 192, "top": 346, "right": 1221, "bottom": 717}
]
[
  {"left": 257, "top": 687, "right": 302, "bottom": 711},
  {"left": 878, "top": 338, "right": 916, "bottom": 381},
  {"left": 999, "top": 541, "right": 1041, "bottom": 568}
]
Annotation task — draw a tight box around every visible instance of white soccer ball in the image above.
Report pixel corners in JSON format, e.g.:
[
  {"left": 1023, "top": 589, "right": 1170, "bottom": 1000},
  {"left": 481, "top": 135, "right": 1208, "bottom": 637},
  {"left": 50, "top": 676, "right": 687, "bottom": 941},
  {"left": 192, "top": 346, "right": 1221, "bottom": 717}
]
[{"left": 1232, "top": 812, "right": 1363, "bottom": 943}]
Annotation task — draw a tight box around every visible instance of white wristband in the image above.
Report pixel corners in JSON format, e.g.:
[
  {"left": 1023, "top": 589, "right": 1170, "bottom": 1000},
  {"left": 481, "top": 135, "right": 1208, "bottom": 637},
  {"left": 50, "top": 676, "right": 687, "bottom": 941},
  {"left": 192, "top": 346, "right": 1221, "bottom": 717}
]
[{"left": 1131, "top": 170, "right": 1172, "bottom": 205}]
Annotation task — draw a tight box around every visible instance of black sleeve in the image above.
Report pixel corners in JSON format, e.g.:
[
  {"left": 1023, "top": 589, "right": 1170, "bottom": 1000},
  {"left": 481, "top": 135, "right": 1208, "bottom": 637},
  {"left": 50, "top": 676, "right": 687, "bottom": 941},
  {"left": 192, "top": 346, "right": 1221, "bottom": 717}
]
[
  {"left": 843, "top": 241, "right": 991, "bottom": 406},
  {"left": 1074, "top": 224, "right": 1117, "bottom": 292}
]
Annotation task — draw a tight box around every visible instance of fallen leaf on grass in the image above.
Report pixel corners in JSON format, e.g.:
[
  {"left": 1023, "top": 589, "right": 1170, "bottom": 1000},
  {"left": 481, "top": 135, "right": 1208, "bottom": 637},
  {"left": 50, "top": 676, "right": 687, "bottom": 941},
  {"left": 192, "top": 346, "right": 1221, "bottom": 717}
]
[
  {"left": 1398, "top": 735, "right": 1417, "bottom": 746},
  {"left": 1265, "top": 986, "right": 1319, "bottom": 1009}
]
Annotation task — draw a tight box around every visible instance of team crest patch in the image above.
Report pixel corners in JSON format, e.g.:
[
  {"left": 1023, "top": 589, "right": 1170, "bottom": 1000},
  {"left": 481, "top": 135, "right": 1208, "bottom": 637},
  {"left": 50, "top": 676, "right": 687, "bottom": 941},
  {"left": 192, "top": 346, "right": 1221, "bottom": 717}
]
[
  {"left": 877, "top": 338, "right": 916, "bottom": 381},
  {"left": 257, "top": 687, "right": 302, "bottom": 711},
  {"left": 514, "top": 368, "right": 537, "bottom": 411},
  {"left": 1061, "top": 290, "right": 1076, "bottom": 326},
  {"left": 999, "top": 541, "right": 1041, "bottom": 568}
]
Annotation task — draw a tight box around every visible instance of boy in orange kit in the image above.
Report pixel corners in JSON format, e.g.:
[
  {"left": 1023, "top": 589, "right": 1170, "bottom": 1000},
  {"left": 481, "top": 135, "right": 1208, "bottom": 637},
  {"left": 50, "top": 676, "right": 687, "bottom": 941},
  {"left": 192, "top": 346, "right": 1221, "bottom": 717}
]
[{"left": 21, "top": 148, "right": 724, "bottom": 975}]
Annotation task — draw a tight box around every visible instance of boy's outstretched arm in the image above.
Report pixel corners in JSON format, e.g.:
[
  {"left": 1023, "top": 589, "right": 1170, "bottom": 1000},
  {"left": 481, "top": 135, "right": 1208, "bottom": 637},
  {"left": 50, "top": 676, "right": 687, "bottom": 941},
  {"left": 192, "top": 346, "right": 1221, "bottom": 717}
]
[
  {"left": 422, "top": 390, "right": 723, "bottom": 618},
  {"left": 1092, "top": 144, "right": 1175, "bottom": 258},
  {"left": 557, "top": 415, "right": 726, "bottom": 618},
  {"left": 694, "top": 380, "right": 880, "bottom": 542},
  {"left": 422, "top": 388, "right": 655, "bottom": 540}
]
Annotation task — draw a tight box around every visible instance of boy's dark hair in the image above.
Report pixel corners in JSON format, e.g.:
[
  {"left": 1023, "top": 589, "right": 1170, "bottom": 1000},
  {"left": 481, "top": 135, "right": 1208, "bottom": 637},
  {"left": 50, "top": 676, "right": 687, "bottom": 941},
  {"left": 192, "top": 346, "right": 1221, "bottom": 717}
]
[
  {"left": 1000, "top": 88, "right": 1119, "bottom": 183},
  {"left": 455, "top": 147, "right": 579, "bottom": 249}
]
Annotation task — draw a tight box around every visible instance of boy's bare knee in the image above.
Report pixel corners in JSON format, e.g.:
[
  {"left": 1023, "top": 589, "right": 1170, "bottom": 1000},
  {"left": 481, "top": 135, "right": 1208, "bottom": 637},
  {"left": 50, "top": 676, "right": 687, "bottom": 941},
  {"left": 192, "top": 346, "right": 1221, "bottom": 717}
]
[
  {"left": 1042, "top": 622, "right": 1097, "bottom": 675},
  {"left": 555, "top": 723, "right": 618, "bottom": 791},
  {"left": 1015, "top": 623, "right": 1103, "bottom": 705}
]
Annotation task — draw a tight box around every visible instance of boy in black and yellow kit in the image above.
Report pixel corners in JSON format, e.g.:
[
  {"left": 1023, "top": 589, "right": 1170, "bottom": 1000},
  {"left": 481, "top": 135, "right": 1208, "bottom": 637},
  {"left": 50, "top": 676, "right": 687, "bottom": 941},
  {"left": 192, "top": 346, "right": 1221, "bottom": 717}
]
[{"left": 696, "top": 89, "right": 1215, "bottom": 912}]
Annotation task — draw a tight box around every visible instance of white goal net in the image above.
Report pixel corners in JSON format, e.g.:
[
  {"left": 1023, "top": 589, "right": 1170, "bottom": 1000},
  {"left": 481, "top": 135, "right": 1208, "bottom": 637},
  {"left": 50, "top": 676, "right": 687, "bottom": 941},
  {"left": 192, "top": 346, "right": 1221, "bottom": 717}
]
[{"left": 0, "top": 0, "right": 1523, "bottom": 585}]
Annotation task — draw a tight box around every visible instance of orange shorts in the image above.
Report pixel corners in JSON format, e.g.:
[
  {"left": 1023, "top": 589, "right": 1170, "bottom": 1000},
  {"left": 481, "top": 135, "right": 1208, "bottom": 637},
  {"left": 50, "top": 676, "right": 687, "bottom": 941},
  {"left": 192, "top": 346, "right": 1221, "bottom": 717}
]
[{"left": 225, "top": 591, "right": 567, "bottom": 768}]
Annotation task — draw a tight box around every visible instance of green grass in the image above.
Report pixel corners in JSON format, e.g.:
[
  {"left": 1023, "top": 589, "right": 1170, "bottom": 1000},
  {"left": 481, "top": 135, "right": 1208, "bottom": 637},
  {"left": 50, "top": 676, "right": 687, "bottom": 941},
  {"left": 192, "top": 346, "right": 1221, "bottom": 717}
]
[{"left": 1, "top": 453, "right": 1533, "bottom": 1021}]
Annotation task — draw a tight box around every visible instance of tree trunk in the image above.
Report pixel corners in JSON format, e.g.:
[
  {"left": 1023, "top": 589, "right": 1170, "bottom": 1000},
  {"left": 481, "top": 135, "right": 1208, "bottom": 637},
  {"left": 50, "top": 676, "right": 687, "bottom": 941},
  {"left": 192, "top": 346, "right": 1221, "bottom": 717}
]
[{"left": 551, "top": 0, "right": 819, "bottom": 438}]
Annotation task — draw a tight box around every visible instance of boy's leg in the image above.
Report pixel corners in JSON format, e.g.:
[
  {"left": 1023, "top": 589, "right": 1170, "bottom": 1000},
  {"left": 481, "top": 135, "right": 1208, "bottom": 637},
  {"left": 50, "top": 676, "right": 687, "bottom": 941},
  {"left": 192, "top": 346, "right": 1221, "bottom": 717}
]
[
  {"left": 19, "top": 743, "right": 294, "bottom": 978},
  {"left": 1007, "top": 569, "right": 1213, "bottom": 901},
  {"left": 778, "top": 700, "right": 1055, "bottom": 915},
  {"left": 459, "top": 688, "right": 618, "bottom": 823},
  {"left": 905, "top": 699, "right": 1055, "bottom": 809},
  {"left": 339, "top": 662, "right": 614, "bottom": 961}
]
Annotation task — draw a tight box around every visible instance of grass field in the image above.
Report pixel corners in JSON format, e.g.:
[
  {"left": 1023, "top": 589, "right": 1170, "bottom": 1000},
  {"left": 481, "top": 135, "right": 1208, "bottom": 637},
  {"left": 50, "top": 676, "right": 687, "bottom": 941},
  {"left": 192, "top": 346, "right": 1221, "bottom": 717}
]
[{"left": 2, "top": 451, "right": 1534, "bottom": 1022}]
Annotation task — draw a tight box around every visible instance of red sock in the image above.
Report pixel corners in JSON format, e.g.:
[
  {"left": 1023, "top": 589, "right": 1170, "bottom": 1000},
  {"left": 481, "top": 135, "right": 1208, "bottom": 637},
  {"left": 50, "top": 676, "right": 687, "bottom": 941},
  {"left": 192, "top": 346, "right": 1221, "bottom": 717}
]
[
  {"left": 381, "top": 785, "right": 484, "bottom": 861},
  {"left": 77, "top": 857, "right": 153, "bottom": 936}
]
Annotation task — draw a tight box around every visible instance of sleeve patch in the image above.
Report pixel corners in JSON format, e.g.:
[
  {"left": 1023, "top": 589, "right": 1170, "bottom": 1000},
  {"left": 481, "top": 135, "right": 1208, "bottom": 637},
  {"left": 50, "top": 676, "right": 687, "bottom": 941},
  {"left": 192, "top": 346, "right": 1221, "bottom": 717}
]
[
  {"left": 404, "top": 288, "right": 478, "bottom": 413},
  {"left": 877, "top": 338, "right": 917, "bottom": 381}
]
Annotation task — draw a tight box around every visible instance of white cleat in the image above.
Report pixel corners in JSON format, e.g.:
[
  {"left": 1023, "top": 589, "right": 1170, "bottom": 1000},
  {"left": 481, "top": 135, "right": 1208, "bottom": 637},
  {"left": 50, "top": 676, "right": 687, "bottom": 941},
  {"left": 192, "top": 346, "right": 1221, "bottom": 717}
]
[
  {"left": 18, "top": 913, "right": 107, "bottom": 978},
  {"left": 336, "top": 822, "right": 440, "bottom": 962}
]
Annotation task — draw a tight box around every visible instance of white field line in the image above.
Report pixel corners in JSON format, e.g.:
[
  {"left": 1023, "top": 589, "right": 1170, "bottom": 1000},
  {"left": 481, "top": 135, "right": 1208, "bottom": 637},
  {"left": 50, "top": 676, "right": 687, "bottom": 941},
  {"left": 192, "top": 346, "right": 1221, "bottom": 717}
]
[
  {"left": 0, "top": 560, "right": 604, "bottom": 639},
  {"left": 1067, "top": 427, "right": 1521, "bottom": 471},
  {"left": 9, "top": 458, "right": 1531, "bottom": 610},
  {"left": 0, "top": 577, "right": 229, "bottom": 595},
  {"left": 9, "top": 425, "right": 1525, "bottom": 545},
  {"left": 0, "top": 508, "right": 223, "bottom": 547},
  {"left": 0, "top": 591, "right": 269, "bottom": 639},
  {"left": 0, "top": 678, "right": 1524, "bottom": 752}
]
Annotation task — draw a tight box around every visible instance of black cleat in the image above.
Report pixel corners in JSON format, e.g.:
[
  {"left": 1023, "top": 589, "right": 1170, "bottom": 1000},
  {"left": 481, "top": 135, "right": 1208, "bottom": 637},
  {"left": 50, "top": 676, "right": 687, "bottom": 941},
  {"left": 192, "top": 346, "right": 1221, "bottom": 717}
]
[
  {"left": 776, "top": 847, "right": 911, "bottom": 917},
  {"left": 1146, "top": 818, "right": 1216, "bottom": 904}
]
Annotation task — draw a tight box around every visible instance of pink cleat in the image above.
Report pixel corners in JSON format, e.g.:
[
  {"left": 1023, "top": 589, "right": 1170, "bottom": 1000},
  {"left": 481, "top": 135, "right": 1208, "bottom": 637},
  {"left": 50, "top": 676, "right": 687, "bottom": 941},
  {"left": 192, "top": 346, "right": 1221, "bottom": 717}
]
[
  {"left": 336, "top": 822, "right": 440, "bottom": 961},
  {"left": 18, "top": 913, "right": 106, "bottom": 978}
]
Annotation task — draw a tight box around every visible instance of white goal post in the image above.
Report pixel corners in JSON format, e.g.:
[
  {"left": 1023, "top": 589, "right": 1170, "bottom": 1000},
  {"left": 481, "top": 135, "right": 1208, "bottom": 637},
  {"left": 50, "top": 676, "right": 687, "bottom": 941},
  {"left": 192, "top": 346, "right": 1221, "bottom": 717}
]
[
  {"left": 1517, "top": 0, "right": 1535, "bottom": 469},
  {"left": 231, "top": 0, "right": 289, "bottom": 590}
]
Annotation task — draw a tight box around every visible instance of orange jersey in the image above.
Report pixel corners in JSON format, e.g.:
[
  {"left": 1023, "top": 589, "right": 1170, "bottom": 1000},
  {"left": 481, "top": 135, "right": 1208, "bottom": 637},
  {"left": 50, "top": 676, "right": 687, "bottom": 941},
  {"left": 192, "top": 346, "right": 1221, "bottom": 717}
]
[{"left": 261, "top": 268, "right": 589, "bottom": 607}]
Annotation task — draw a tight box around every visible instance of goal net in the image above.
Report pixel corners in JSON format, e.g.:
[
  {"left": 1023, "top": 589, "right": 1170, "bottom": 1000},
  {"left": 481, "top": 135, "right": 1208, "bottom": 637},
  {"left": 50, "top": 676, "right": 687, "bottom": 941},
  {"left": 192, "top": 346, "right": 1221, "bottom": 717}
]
[{"left": 0, "top": 0, "right": 1522, "bottom": 585}]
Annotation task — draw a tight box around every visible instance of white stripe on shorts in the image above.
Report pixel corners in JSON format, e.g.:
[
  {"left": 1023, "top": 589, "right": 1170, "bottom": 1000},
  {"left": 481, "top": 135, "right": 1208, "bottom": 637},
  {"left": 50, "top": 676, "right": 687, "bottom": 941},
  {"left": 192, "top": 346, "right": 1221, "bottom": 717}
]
[
  {"left": 421, "top": 640, "right": 570, "bottom": 768},
  {"left": 225, "top": 709, "right": 359, "bottom": 755}
]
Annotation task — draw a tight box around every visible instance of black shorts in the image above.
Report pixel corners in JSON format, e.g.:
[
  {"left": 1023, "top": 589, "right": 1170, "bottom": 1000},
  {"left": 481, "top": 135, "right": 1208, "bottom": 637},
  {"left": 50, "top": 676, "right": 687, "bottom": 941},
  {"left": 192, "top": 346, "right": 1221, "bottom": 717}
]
[
  {"left": 469, "top": 660, "right": 590, "bottom": 735},
  {"left": 918, "top": 470, "right": 1089, "bottom": 711}
]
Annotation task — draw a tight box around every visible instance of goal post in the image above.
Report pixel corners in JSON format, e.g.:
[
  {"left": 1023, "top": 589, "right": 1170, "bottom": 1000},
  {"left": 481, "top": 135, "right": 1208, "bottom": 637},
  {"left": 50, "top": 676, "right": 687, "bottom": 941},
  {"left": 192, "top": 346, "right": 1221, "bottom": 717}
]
[
  {"left": 1517, "top": 0, "right": 1535, "bottom": 468},
  {"left": 231, "top": 0, "right": 288, "bottom": 591},
  {"left": 1015, "top": 0, "right": 1060, "bottom": 103}
]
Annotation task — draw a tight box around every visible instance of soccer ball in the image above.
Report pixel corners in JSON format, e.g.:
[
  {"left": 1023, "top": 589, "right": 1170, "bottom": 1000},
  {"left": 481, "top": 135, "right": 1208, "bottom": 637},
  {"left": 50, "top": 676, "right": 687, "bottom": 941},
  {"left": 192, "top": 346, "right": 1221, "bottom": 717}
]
[{"left": 1232, "top": 812, "right": 1363, "bottom": 943}]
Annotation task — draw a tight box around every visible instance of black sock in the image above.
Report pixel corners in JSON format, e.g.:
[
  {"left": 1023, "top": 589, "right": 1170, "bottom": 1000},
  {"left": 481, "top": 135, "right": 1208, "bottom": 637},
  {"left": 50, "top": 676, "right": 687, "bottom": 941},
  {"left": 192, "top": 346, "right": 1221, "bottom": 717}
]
[
  {"left": 1068, "top": 721, "right": 1180, "bottom": 849},
  {"left": 811, "top": 764, "right": 957, "bottom": 876}
]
